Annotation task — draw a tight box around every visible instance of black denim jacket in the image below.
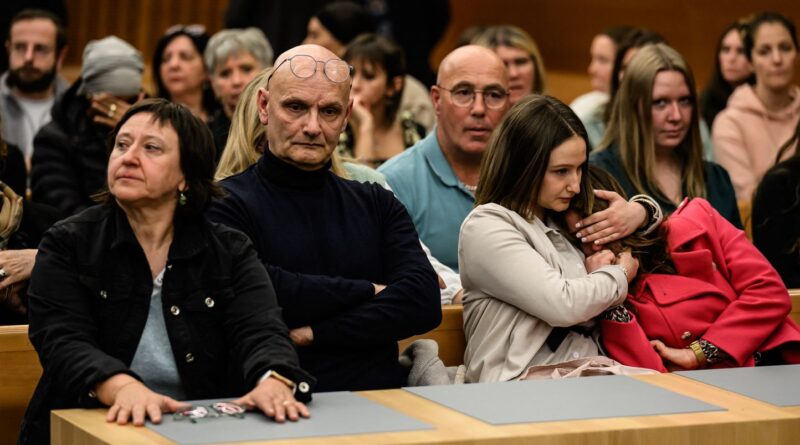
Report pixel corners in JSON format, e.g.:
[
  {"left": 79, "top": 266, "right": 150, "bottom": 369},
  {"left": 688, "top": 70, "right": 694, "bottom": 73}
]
[{"left": 20, "top": 203, "right": 314, "bottom": 444}]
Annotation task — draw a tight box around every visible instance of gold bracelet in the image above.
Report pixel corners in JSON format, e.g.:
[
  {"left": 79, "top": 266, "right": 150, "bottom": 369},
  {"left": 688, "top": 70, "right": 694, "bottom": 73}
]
[
  {"left": 689, "top": 340, "right": 707, "bottom": 368},
  {"left": 263, "top": 370, "right": 297, "bottom": 394}
]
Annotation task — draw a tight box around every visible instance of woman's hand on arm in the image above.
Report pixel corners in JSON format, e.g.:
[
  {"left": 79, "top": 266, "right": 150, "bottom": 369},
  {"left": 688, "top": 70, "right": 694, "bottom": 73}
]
[
  {"left": 584, "top": 249, "right": 616, "bottom": 273},
  {"left": 616, "top": 251, "right": 639, "bottom": 283},
  {"left": 575, "top": 190, "right": 648, "bottom": 245},
  {"left": 97, "top": 374, "right": 186, "bottom": 426},
  {"left": 234, "top": 376, "right": 309, "bottom": 423}
]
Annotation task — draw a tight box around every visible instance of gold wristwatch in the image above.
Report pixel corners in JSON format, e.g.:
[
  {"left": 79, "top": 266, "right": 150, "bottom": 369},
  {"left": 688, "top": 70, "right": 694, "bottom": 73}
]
[{"left": 689, "top": 341, "right": 707, "bottom": 368}]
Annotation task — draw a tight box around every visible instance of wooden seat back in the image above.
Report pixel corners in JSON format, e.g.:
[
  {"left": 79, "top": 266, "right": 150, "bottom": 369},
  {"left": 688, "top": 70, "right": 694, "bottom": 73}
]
[
  {"left": 0, "top": 325, "right": 41, "bottom": 444},
  {"left": 399, "top": 305, "right": 465, "bottom": 367},
  {"left": 790, "top": 289, "right": 800, "bottom": 326}
]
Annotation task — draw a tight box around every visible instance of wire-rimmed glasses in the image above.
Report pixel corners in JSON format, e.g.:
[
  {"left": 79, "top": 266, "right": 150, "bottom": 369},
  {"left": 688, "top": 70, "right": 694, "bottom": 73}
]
[
  {"left": 267, "top": 54, "right": 353, "bottom": 85},
  {"left": 436, "top": 84, "right": 510, "bottom": 109}
]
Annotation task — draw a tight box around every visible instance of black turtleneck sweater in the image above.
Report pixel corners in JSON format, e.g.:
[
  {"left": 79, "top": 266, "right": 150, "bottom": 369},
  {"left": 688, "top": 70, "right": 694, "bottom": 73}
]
[{"left": 206, "top": 150, "right": 441, "bottom": 392}]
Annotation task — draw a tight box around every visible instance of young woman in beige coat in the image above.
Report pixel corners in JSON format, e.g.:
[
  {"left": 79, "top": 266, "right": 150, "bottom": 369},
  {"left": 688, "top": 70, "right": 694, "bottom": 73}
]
[{"left": 460, "top": 95, "right": 648, "bottom": 383}]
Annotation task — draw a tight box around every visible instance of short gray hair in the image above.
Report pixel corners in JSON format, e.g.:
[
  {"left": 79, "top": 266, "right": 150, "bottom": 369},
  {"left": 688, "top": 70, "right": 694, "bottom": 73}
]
[{"left": 205, "top": 28, "right": 274, "bottom": 74}]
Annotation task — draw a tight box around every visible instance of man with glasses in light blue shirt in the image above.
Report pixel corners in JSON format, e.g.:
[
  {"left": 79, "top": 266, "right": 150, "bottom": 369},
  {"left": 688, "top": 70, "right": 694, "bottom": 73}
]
[{"left": 380, "top": 45, "right": 511, "bottom": 272}]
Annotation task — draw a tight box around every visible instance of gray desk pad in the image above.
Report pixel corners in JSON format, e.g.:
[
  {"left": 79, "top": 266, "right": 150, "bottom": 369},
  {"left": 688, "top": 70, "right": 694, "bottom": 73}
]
[
  {"left": 676, "top": 364, "right": 800, "bottom": 407},
  {"left": 404, "top": 375, "right": 723, "bottom": 425},
  {"left": 147, "top": 392, "right": 432, "bottom": 444}
]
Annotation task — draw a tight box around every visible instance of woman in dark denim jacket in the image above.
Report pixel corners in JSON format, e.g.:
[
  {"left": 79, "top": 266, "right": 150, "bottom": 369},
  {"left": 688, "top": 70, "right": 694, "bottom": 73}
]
[{"left": 20, "top": 99, "right": 314, "bottom": 444}]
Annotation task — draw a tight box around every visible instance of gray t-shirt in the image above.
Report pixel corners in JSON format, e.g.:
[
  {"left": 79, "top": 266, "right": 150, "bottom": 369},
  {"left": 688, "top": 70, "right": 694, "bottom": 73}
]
[
  {"left": 15, "top": 95, "right": 54, "bottom": 159},
  {"left": 129, "top": 269, "right": 187, "bottom": 400}
]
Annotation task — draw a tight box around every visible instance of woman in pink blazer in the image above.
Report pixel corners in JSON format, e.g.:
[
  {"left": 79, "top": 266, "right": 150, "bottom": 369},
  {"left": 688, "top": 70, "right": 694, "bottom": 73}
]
[{"left": 568, "top": 167, "right": 800, "bottom": 371}]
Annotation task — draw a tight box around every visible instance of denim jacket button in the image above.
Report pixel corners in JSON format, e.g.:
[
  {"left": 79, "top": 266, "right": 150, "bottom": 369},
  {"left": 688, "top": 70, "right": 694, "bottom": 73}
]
[
  {"left": 170, "top": 305, "right": 180, "bottom": 316},
  {"left": 185, "top": 353, "right": 195, "bottom": 363},
  {"left": 298, "top": 382, "right": 310, "bottom": 393},
  {"left": 204, "top": 297, "right": 215, "bottom": 308}
]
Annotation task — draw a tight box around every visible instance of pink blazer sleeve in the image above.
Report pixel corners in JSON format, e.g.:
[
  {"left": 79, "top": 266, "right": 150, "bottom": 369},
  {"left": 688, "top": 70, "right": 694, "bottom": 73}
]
[{"left": 695, "top": 200, "right": 792, "bottom": 365}]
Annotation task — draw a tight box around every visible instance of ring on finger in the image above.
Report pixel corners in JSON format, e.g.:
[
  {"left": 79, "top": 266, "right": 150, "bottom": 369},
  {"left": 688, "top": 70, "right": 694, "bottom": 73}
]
[
  {"left": 108, "top": 103, "right": 117, "bottom": 118},
  {"left": 0, "top": 268, "right": 6, "bottom": 280}
]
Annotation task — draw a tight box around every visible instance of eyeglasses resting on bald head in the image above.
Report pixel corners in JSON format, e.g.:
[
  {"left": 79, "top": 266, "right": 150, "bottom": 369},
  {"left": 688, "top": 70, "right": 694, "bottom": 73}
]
[{"left": 267, "top": 54, "right": 353, "bottom": 86}]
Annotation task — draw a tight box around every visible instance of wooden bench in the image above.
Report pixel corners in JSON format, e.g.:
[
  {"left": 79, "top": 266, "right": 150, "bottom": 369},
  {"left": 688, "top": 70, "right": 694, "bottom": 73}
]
[
  {"left": 399, "top": 305, "right": 465, "bottom": 367},
  {"left": 0, "top": 325, "right": 41, "bottom": 445}
]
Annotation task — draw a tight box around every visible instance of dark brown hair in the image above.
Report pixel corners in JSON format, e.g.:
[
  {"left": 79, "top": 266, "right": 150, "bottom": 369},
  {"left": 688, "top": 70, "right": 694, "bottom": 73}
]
[
  {"left": 475, "top": 95, "right": 588, "bottom": 219},
  {"left": 10, "top": 9, "right": 67, "bottom": 54},
  {"left": 567, "top": 166, "right": 675, "bottom": 276},
  {"left": 343, "top": 33, "right": 407, "bottom": 123},
  {"left": 98, "top": 98, "right": 224, "bottom": 216}
]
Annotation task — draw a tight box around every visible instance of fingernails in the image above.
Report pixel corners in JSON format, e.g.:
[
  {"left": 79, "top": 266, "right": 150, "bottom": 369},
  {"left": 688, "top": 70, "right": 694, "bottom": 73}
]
[{"left": 581, "top": 237, "right": 588, "bottom": 242}]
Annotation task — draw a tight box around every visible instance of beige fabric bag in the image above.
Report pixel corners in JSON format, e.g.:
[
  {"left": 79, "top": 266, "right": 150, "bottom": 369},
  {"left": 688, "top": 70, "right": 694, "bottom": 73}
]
[{"left": 519, "top": 356, "right": 657, "bottom": 380}]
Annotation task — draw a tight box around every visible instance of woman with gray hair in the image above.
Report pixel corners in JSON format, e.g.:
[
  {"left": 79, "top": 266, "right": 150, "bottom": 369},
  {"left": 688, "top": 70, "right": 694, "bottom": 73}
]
[{"left": 205, "top": 27, "right": 273, "bottom": 156}]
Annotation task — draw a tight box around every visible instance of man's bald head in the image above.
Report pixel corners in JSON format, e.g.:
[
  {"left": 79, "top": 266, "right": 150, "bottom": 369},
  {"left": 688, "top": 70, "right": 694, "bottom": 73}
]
[
  {"left": 432, "top": 45, "right": 510, "bottom": 158},
  {"left": 269, "top": 44, "right": 352, "bottom": 92},
  {"left": 437, "top": 45, "right": 508, "bottom": 87},
  {"left": 257, "top": 43, "right": 353, "bottom": 171}
]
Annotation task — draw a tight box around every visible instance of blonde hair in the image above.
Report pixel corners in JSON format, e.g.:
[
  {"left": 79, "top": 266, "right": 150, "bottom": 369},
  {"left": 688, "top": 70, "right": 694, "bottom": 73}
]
[
  {"left": 473, "top": 25, "right": 547, "bottom": 94},
  {"left": 214, "top": 67, "right": 348, "bottom": 180},
  {"left": 598, "top": 43, "right": 706, "bottom": 202}
]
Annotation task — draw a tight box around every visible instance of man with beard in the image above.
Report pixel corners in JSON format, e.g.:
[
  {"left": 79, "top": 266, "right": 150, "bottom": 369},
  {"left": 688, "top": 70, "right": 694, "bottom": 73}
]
[{"left": 0, "top": 9, "right": 68, "bottom": 166}]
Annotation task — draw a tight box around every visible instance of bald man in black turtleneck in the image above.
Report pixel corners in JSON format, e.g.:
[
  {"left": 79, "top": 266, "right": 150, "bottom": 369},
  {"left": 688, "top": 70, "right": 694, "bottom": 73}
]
[{"left": 207, "top": 44, "right": 440, "bottom": 392}]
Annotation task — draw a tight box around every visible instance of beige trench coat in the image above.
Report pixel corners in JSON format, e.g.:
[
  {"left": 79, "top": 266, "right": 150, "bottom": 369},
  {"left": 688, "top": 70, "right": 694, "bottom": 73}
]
[{"left": 459, "top": 204, "right": 627, "bottom": 383}]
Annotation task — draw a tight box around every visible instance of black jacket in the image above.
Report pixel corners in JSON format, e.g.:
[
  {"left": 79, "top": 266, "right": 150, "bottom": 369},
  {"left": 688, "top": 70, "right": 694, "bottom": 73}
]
[
  {"left": 30, "top": 80, "right": 111, "bottom": 218},
  {"left": 752, "top": 156, "right": 800, "bottom": 288},
  {"left": 20, "top": 203, "right": 314, "bottom": 444}
]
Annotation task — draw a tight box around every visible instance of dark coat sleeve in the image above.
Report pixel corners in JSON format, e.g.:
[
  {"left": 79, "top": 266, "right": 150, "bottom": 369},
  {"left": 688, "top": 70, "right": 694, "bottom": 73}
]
[
  {"left": 309, "top": 190, "right": 441, "bottom": 348},
  {"left": 31, "top": 120, "right": 83, "bottom": 218},
  {"left": 705, "top": 162, "right": 743, "bottom": 229},
  {"left": 752, "top": 167, "right": 800, "bottom": 288},
  {"left": 27, "top": 223, "right": 136, "bottom": 407},
  {"left": 2, "top": 143, "right": 27, "bottom": 196},
  {"left": 221, "top": 228, "right": 315, "bottom": 401},
  {"left": 206, "top": 192, "right": 376, "bottom": 327}
]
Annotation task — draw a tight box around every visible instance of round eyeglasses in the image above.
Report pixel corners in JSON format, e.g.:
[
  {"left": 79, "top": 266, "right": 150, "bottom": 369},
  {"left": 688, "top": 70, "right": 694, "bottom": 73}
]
[
  {"left": 267, "top": 54, "right": 353, "bottom": 85},
  {"left": 437, "top": 85, "right": 510, "bottom": 109}
]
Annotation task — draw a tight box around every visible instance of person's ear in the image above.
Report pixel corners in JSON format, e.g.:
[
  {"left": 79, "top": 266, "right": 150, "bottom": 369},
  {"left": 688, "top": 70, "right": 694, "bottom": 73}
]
[
  {"left": 257, "top": 88, "right": 270, "bottom": 125},
  {"left": 431, "top": 85, "right": 442, "bottom": 117},
  {"left": 342, "top": 97, "right": 353, "bottom": 132}
]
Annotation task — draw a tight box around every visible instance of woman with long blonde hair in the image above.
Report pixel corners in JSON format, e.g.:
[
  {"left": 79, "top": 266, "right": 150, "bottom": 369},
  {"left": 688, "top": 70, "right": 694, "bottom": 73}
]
[
  {"left": 591, "top": 43, "right": 741, "bottom": 227},
  {"left": 472, "top": 25, "right": 547, "bottom": 106}
]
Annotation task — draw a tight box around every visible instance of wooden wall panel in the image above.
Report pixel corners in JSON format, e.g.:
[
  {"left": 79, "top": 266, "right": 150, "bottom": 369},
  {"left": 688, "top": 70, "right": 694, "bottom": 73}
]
[
  {"left": 63, "top": 0, "right": 229, "bottom": 67},
  {"left": 432, "top": 0, "right": 800, "bottom": 102},
  {"left": 63, "top": 1, "right": 798, "bottom": 102}
]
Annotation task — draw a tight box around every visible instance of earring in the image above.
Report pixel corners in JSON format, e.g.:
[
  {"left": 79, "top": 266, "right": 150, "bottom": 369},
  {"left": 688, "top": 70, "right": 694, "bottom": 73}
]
[{"left": 179, "top": 191, "right": 187, "bottom": 206}]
